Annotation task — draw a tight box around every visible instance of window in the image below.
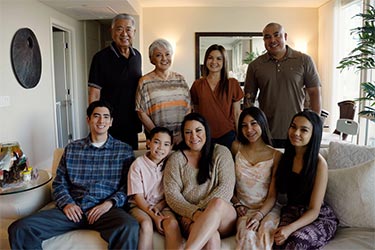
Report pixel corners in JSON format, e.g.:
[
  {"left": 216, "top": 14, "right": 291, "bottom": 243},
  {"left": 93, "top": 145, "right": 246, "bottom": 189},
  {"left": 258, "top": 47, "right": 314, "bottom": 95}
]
[
  {"left": 334, "top": 0, "right": 375, "bottom": 145},
  {"left": 336, "top": 0, "right": 362, "bottom": 104}
]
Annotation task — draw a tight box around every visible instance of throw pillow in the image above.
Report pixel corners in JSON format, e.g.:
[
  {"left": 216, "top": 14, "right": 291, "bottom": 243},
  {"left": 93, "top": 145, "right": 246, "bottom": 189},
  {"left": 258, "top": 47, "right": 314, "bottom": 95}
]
[
  {"left": 327, "top": 141, "right": 375, "bottom": 169},
  {"left": 325, "top": 159, "right": 375, "bottom": 228}
]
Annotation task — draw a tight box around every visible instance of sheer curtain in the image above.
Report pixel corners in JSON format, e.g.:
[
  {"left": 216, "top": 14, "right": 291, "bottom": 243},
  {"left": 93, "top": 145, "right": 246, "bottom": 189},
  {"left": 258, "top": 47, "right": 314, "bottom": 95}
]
[{"left": 319, "top": 0, "right": 375, "bottom": 145}]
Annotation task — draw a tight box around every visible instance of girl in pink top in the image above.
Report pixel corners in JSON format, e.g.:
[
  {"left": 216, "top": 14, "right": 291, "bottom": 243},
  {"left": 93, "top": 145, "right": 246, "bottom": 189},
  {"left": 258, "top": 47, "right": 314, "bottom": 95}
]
[{"left": 128, "top": 127, "right": 183, "bottom": 250}]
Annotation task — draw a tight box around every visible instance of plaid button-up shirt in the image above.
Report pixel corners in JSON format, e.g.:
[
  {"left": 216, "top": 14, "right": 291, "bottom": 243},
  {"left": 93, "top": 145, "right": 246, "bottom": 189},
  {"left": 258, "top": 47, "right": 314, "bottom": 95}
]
[{"left": 52, "top": 135, "right": 134, "bottom": 212}]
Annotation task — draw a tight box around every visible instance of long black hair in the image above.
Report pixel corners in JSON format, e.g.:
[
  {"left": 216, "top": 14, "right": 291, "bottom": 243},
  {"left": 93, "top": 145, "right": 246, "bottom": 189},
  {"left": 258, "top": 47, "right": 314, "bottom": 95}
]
[
  {"left": 178, "top": 113, "right": 215, "bottom": 184},
  {"left": 276, "top": 110, "right": 323, "bottom": 197},
  {"left": 237, "top": 107, "right": 273, "bottom": 146},
  {"left": 202, "top": 44, "right": 229, "bottom": 97}
]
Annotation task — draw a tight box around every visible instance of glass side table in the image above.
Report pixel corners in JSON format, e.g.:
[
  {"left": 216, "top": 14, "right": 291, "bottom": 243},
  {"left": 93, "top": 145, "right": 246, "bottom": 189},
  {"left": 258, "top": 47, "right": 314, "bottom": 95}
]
[
  {"left": 0, "top": 169, "right": 52, "bottom": 195},
  {"left": 0, "top": 169, "right": 53, "bottom": 250}
]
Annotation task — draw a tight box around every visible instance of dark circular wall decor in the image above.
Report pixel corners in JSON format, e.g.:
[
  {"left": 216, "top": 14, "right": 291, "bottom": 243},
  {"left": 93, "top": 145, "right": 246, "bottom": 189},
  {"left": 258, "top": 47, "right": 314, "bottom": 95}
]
[{"left": 11, "top": 28, "right": 42, "bottom": 89}]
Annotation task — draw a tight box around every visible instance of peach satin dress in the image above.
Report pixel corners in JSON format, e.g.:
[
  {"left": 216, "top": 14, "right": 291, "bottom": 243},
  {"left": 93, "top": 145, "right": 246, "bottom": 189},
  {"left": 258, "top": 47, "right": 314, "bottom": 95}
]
[{"left": 235, "top": 150, "right": 280, "bottom": 250}]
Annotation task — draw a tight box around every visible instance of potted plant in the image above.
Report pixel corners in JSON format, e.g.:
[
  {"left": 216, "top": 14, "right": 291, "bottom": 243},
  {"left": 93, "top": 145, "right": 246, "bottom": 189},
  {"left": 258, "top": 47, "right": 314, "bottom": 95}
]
[
  {"left": 243, "top": 51, "right": 260, "bottom": 64},
  {"left": 337, "top": 4, "right": 375, "bottom": 121}
]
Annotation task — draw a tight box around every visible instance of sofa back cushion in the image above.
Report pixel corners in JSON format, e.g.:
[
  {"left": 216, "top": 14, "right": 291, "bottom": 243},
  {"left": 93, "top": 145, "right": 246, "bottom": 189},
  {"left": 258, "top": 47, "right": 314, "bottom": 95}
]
[
  {"left": 324, "top": 142, "right": 375, "bottom": 229},
  {"left": 327, "top": 141, "right": 375, "bottom": 169},
  {"left": 325, "top": 158, "right": 375, "bottom": 228}
]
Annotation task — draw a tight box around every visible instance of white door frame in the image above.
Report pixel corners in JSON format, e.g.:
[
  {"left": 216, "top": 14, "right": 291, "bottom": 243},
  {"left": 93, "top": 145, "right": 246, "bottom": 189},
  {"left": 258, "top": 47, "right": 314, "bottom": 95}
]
[{"left": 50, "top": 18, "right": 77, "bottom": 148}]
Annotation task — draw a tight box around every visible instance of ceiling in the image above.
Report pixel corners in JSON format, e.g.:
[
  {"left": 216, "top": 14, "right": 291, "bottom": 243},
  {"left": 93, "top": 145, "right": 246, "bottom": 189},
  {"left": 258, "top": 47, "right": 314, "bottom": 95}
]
[{"left": 38, "top": 0, "right": 331, "bottom": 20}]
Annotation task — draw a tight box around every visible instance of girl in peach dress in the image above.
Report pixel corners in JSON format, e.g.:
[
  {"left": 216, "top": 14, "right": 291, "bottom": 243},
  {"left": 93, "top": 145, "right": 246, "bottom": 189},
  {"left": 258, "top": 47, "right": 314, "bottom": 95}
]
[{"left": 231, "top": 107, "right": 282, "bottom": 250}]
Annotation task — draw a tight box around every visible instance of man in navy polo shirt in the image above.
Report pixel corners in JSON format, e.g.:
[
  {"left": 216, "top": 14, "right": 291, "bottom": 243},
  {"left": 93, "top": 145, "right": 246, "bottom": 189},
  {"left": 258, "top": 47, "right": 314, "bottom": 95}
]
[{"left": 88, "top": 13, "right": 142, "bottom": 150}]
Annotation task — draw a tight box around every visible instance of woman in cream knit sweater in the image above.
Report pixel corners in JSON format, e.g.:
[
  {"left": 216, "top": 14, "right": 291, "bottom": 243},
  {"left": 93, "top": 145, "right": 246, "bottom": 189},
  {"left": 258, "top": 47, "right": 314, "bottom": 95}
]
[{"left": 163, "top": 113, "right": 236, "bottom": 250}]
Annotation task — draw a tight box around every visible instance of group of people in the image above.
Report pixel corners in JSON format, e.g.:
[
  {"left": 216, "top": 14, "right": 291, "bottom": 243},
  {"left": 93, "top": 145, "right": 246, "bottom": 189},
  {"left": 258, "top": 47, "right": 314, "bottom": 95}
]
[
  {"left": 88, "top": 14, "right": 322, "bottom": 153},
  {"left": 8, "top": 12, "right": 338, "bottom": 250}
]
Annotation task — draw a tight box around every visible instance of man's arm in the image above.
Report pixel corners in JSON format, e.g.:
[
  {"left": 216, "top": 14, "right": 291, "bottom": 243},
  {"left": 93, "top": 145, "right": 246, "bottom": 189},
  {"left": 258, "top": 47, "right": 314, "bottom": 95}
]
[
  {"left": 243, "top": 64, "right": 258, "bottom": 108},
  {"left": 88, "top": 86, "right": 100, "bottom": 104},
  {"left": 52, "top": 151, "right": 76, "bottom": 209},
  {"left": 233, "top": 101, "right": 241, "bottom": 133},
  {"left": 306, "top": 86, "right": 321, "bottom": 115}
]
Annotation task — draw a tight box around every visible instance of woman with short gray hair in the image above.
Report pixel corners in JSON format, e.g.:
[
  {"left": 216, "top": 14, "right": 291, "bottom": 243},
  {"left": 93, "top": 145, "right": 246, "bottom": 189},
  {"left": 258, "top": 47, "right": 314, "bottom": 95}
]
[{"left": 136, "top": 38, "right": 191, "bottom": 145}]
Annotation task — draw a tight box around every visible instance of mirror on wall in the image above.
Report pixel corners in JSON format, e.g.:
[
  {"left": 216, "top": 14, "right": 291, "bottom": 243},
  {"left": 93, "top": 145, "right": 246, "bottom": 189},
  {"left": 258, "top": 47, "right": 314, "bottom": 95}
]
[{"left": 195, "top": 32, "right": 264, "bottom": 82}]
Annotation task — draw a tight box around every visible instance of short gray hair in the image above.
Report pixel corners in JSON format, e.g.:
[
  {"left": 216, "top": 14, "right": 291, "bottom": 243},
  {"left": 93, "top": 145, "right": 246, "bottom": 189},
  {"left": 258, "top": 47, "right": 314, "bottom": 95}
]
[
  {"left": 148, "top": 39, "right": 174, "bottom": 59},
  {"left": 111, "top": 13, "right": 135, "bottom": 28}
]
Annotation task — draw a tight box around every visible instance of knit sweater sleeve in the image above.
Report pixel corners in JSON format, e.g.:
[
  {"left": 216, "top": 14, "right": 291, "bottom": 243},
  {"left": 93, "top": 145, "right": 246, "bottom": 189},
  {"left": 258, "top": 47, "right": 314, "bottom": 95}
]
[
  {"left": 198, "top": 145, "right": 236, "bottom": 207},
  {"left": 163, "top": 151, "right": 200, "bottom": 219}
]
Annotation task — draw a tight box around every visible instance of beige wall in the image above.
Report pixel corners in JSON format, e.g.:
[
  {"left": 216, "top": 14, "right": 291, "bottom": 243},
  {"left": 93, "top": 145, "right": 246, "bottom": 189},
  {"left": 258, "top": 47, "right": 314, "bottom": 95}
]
[
  {"left": 0, "top": 0, "right": 87, "bottom": 169},
  {"left": 318, "top": 1, "right": 336, "bottom": 129},
  {"left": 142, "top": 6, "right": 319, "bottom": 86}
]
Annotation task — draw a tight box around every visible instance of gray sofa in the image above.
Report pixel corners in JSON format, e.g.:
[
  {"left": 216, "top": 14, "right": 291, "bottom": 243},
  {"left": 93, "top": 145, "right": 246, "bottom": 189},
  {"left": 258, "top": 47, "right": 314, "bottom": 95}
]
[{"left": 1, "top": 142, "right": 374, "bottom": 250}]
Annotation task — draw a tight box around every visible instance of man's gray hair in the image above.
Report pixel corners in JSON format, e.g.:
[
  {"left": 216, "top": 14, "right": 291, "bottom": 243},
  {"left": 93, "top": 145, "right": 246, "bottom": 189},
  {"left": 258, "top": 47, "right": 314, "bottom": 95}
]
[{"left": 111, "top": 13, "right": 135, "bottom": 28}]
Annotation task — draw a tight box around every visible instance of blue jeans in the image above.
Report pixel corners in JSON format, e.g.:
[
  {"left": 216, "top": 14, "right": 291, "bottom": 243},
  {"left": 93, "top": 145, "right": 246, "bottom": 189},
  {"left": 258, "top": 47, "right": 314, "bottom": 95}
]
[
  {"left": 8, "top": 207, "right": 139, "bottom": 250},
  {"left": 212, "top": 130, "right": 236, "bottom": 150}
]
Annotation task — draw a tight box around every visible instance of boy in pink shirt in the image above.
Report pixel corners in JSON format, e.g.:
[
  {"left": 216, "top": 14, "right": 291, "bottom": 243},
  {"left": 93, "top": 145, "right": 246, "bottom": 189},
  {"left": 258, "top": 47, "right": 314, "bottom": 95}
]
[{"left": 128, "top": 127, "right": 183, "bottom": 250}]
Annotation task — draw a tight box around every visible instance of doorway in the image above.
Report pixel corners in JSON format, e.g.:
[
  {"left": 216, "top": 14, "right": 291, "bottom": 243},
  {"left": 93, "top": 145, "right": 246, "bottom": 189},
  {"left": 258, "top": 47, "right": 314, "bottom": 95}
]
[{"left": 52, "top": 27, "right": 74, "bottom": 148}]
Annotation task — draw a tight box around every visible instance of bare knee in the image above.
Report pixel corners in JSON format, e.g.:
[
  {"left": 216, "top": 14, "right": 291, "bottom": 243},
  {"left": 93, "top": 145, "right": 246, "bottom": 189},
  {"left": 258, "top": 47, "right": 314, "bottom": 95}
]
[
  {"left": 206, "top": 197, "right": 227, "bottom": 211},
  {"left": 163, "top": 217, "right": 180, "bottom": 232},
  {"left": 139, "top": 218, "right": 153, "bottom": 234}
]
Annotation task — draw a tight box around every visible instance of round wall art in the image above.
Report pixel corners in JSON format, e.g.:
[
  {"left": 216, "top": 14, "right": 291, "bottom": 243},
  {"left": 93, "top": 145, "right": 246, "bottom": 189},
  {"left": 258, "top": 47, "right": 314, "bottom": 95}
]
[{"left": 11, "top": 28, "right": 42, "bottom": 89}]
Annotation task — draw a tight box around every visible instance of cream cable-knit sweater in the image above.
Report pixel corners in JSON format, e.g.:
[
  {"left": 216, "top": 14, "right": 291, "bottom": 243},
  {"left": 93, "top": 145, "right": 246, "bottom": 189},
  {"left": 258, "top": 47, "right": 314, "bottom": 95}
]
[{"left": 163, "top": 144, "right": 235, "bottom": 219}]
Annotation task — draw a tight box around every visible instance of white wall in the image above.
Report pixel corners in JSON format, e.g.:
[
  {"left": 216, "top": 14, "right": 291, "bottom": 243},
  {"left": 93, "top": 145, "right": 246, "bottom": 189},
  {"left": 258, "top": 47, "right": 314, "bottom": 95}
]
[
  {"left": 0, "top": 0, "right": 87, "bottom": 169},
  {"left": 142, "top": 7, "right": 319, "bottom": 86}
]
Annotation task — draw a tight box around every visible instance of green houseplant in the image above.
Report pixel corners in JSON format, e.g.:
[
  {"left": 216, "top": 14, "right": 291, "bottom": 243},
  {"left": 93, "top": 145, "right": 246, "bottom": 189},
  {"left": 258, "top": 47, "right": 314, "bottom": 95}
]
[
  {"left": 243, "top": 51, "right": 259, "bottom": 64},
  {"left": 337, "top": 4, "right": 375, "bottom": 121}
]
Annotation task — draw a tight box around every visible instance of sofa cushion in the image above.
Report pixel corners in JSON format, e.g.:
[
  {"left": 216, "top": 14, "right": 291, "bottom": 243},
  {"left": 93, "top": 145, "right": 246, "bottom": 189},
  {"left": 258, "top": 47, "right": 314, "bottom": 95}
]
[
  {"left": 327, "top": 142, "right": 375, "bottom": 169},
  {"left": 325, "top": 158, "right": 375, "bottom": 228},
  {"left": 323, "top": 227, "right": 375, "bottom": 250}
]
